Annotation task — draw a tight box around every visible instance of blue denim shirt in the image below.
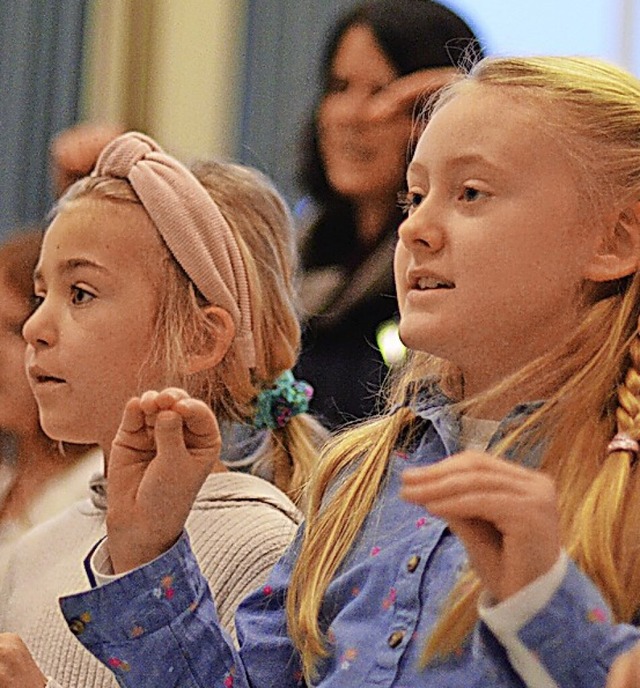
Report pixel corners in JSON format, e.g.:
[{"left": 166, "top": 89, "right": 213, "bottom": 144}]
[{"left": 59, "top": 390, "right": 640, "bottom": 687}]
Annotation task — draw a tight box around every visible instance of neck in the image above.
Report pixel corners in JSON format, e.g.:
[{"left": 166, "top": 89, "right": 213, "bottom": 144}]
[{"left": 0, "top": 433, "right": 68, "bottom": 522}]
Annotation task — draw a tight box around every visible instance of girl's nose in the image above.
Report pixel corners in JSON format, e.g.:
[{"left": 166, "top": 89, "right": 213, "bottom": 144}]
[
  {"left": 22, "top": 300, "right": 54, "bottom": 347},
  {"left": 397, "top": 199, "right": 445, "bottom": 253}
]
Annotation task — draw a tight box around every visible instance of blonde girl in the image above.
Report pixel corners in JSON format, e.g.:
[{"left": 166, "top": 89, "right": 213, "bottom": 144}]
[
  {"left": 0, "top": 131, "right": 325, "bottom": 688},
  {"left": 58, "top": 56, "right": 640, "bottom": 687}
]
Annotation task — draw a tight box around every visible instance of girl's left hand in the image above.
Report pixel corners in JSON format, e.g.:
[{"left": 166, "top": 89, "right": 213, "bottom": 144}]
[
  {"left": 400, "top": 451, "right": 562, "bottom": 602},
  {"left": 0, "top": 634, "right": 46, "bottom": 687}
]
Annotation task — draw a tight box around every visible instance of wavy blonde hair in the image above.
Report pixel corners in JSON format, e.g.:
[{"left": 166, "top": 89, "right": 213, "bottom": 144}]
[
  {"left": 56, "top": 159, "right": 327, "bottom": 505},
  {"left": 287, "top": 55, "right": 640, "bottom": 680}
]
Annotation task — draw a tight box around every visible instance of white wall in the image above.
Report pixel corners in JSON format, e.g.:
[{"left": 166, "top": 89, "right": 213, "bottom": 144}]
[
  {"left": 444, "top": 0, "right": 635, "bottom": 73},
  {"left": 82, "top": 0, "right": 248, "bottom": 160}
]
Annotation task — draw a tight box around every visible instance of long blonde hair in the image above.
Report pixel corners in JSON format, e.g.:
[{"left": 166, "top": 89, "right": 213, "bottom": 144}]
[
  {"left": 288, "top": 55, "right": 640, "bottom": 680},
  {"left": 56, "top": 159, "right": 327, "bottom": 505}
]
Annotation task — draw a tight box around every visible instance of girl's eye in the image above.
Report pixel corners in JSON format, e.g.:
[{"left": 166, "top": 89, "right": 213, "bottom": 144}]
[
  {"left": 71, "top": 286, "right": 94, "bottom": 305},
  {"left": 460, "top": 186, "right": 486, "bottom": 203},
  {"left": 31, "top": 294, "right": 44, "bottom": 309},
  {"left": 397, "top": 190, "right": 424, "bottom": 215}
]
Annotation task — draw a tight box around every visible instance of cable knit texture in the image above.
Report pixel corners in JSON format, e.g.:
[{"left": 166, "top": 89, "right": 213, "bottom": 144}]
[{"left": 0, "top": 471, "right": 300, "bottom": 688}]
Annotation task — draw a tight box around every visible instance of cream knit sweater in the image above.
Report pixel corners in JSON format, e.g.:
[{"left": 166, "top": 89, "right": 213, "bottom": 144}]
[{"left": 0, "top": 471, "right": 301, "bottom": 688}]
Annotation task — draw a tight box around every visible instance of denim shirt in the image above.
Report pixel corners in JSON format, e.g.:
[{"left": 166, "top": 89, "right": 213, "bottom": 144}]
[{"left": 59, "top": 390, "right": 640, "bottom": 687}]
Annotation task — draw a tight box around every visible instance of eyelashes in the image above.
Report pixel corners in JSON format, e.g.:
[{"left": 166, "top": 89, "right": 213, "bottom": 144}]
[
  {"left": 397, "top": 190, "right": 423, "bottom": 215},
  {"left": 398, "top": 185, "right": 489, "bottom": 216}
]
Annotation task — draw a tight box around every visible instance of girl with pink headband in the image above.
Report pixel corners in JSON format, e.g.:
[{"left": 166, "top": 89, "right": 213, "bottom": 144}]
[{"left": 0, "top": 131, "right": 326, "bottom": 687}]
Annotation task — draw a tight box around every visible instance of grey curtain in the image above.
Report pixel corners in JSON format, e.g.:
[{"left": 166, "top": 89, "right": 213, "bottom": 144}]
[
  {"left": 0, "top": 0, "right": 87, "bottom": 237},
  {"left": 239, "top": 0, "right": 360, "bottom": 207}
]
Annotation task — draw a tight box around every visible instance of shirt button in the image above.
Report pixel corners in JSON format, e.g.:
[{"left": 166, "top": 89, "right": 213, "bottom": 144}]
[
  {"left": 388, "top": 630, "right": 405, "bottom": 648},
  {"left": 68, "top": 618, "right": 85, "bottom": 636},
  {"left": 407, "top": 555, "right": 421, "bottom": 572}
]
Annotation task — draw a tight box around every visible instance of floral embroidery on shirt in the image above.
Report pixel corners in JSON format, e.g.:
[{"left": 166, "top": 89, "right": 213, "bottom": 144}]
[
  {"left": 382, "top": 588, "right": 397, "bottom": 610},
  {"left": 587, "top": 608, "right": 608, "bottom": 623},
  {"left": 108, "top": 657, "right": 131, "bottom": 672},
  {"left": 351, "top": 586, "right": 360, "bottom": 597},
  {"left": 416, "top": 516, "right": 428, "bottom": 528},
  {"left": 263, "top": 585, "right": 273, "bottom": 596},
  {"left": 395, "top": 450, "right": 409, "bottom": 461},
  {"left": 152, "top": 574, "right": 175, "bottom": 600},
  {"left": 130, "top": 624, "right": 145, "bottom": 638},
  {"left": 340, "top": 647, "right": 358, "bottom": 670},
  {"left": 370, "top": 546, "right": 381, "bottom": 556},
  {"left": 223, "top": 667, "right": 235, "bottom": 687}
]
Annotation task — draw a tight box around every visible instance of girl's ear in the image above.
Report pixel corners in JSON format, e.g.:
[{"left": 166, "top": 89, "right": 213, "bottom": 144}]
[
  {"left": 186, "top": 305, "right": 236, "bottom": 374},
  {"left": 584, "top": 203, "right": 640, "bottom": 282}
]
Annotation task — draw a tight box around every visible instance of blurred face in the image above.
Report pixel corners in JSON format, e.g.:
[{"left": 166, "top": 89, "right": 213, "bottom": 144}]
[
  {"left": 0, "top": 276, "right": 39, "bottom": 436},
  {"left": 317, "top": 24, "right": 412, "bottom": 204},
  {"left": 23, "top": 198, "right": 167, "bottom": 451},
  {"left": 394, "top": 85, "right": 602, "bottom": 395}
]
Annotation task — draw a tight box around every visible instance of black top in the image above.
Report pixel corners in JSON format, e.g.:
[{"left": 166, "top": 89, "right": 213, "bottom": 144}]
[{"left": 294, "top": 208, "right": 400, "bottom": 429}]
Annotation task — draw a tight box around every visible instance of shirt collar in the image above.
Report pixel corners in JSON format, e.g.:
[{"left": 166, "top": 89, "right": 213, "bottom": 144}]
[{"left": 403, "top": 379, "right": 545, "bottom": 468}]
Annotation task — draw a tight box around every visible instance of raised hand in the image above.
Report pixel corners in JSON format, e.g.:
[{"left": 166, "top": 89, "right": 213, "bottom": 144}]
[
  {"left": 106, "top": 388, "right": 225, "bottom": 573},
  {"left": 368, "top": 66, "right": 459, "bottom": 121},
  {"left": 0, "top": 634, "right": 46, "bottom": 687},
  {"left": 400, "top": 451, "right": 561, "bottom": 602}
]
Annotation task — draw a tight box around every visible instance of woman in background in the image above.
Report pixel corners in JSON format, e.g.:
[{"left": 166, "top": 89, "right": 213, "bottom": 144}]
[{"left": 295, "top": 0, "right": 483, "bottom": 428}]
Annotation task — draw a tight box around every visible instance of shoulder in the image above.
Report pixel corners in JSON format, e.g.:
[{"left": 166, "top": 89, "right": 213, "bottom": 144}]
[{"left": 190, "top": 471, "right": 302, "bottom": 524}]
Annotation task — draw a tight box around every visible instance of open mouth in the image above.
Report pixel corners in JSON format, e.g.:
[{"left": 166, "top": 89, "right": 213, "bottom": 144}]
[
  {"left": 415, "top": 276, "right": 454, "bottom": 290},
  {"left": 28, "top": 366, "right": 66, "bottom": 385},
  {"left": 35, "top": 374, "right": 65, "bottom": 384}
]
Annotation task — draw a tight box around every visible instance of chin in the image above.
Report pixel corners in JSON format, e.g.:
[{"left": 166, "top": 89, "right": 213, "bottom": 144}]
[{"left": 39, "top": 417, "right": 93, "bottom": 445}]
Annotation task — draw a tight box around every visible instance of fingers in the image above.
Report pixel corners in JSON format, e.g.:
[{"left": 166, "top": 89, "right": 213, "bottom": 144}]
[
  {"left": 112, "top": 397, "right": 155, "bottom": 455},
  {"left": 175, "top": 398, "right": 220, "bottom": 444},
  {"left": 401, "top": 452, "right": 557, "bottom": 526},
  {"left": 138, "top": 388, "right": 221, "bottom": 452},
  {"left": 139, "top": 388, "right": 190, "bottom": 419},
  {"left": 400, "top": 451, "right": 562, "bottom": 600},
  {"left": 369, "top": 66, "right": 459, "bottom": 120},
  {"left": 117, "top": 397, "right": 145, "bottom": 434}
]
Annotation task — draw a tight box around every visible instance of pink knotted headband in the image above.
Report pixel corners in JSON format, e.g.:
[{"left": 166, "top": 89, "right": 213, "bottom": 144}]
[{"left": 92, "top": 131, "right": 256, "bottom": 369}]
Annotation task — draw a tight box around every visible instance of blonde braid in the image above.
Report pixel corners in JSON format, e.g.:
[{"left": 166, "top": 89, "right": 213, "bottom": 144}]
[{"left": 569, "top": 333, "right": 640, "bottom": 620}]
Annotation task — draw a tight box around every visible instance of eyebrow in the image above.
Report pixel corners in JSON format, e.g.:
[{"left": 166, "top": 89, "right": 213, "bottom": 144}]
[
  {"left": 33, "top": 258, "right": 110, "bottom": 283},
  {"left": 407, "top": 154, "right": 505, "bottom": 178}
]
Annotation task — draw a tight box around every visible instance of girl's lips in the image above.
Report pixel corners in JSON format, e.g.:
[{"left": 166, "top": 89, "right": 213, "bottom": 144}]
[
  {"left": 407, "top": 270, "right": 455, "bottom": 291},
  {"left": 27, "top": 366, "right": 66, "bottom": 384}
]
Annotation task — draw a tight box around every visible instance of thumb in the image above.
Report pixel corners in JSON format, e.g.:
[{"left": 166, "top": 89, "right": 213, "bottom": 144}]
[{"left": 153, "top": 410, "right": 187, "bottom": 457}]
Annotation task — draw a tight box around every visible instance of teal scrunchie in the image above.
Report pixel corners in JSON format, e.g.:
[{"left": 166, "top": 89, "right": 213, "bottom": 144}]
[{"left": 253, "top": 370, "right": 313, "bottom": 430}]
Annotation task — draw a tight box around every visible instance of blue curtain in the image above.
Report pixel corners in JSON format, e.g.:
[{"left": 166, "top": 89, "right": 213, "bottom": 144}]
[
  {"left": 0, "top": 0, "right": 87, "bottom": 237},
  {"left": 239, "top": 0, "right": 359, "bottom": 207}
]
